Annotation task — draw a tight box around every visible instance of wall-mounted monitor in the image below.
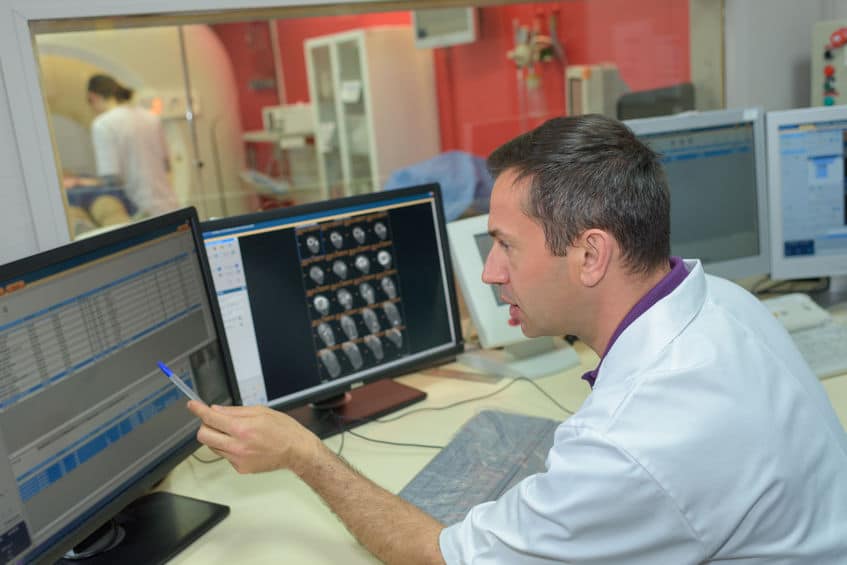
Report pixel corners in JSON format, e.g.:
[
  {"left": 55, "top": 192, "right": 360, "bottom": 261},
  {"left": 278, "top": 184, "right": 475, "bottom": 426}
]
[
  {"left": 626, "top": 107, "right": 770, "bottom": 280},
  {"left": 766, "top": 104, "right": 847, "bottom": 280},
  {"left": 201, "top": 184, "right": 463, "bottom": 436}
]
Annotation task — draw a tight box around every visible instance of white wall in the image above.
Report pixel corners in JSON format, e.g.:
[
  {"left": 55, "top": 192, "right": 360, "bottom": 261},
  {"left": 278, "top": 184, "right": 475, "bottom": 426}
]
[{"left": 725, "top": 0, "right": 847, "bottom": 111}]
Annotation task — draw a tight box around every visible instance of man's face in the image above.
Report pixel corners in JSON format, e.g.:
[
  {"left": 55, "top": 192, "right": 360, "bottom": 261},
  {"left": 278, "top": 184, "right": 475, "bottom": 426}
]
[{"left": 482, "top": 170, "right": 579, "bottom": 338}]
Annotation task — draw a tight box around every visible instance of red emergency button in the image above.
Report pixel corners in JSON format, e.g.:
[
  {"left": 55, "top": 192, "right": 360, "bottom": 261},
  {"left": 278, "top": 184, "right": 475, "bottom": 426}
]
[{"left": 824, "top": 65, "right": 835, "bottom": 77}]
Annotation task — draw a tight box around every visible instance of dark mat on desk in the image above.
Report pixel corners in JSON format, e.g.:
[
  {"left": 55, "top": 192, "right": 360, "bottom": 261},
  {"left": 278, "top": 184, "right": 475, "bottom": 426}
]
[{"left": 399, "top": 410, "right": 559, "bottom": 526}]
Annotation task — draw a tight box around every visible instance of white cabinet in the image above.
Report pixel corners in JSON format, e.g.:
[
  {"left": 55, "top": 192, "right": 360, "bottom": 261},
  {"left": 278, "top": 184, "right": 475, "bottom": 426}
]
[{"left": 305, "top": 26, "right": 440, "bottom": 199}]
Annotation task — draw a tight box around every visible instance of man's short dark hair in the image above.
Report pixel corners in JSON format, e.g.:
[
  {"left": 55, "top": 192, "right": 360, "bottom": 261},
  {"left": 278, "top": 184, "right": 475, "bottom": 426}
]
[{"left": 487, "top": 114, "right": 670, "bottom": 274}]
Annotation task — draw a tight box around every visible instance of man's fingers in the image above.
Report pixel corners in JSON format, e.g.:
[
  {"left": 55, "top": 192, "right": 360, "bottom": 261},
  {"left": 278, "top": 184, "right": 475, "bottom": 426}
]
[{"left": 196, "top": 422, "right": 240, "bottom": 454}]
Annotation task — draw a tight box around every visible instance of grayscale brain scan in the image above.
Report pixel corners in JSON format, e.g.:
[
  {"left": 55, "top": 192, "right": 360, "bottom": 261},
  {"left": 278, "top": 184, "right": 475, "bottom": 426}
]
[
  {"left": 309, "top": 265, "right": 324, "bottom": 285},
  {"left": 317, "top": 322, "right": 335, "bottom": 347},
  {"left": 319, "top": 349, "right": 342, "bottom": 378},
  {"left": 377, "top": 250, "right": 392, "bottom": 268},
  {"left": 337, "top": 288, "right": 353, "bottom": 310},
  {"left": 362, "top": 308, "right": 380, "bottom": 334},
  {"left": 374, "top": 222, "right": 387, "bottom": 240},
  {"left": 332, "top": 260, "right": 348, "bottom": 280},
  {"left": 340, "top": 315, "right": 358, "bottom": 340},
  {"left": 380, "top": 276, "right": 396, "bottom": 299},
  {"left": 313, "top": 294, "right": 330, "bottom": 316},
  {"left": 342, "top": 342, "right": 363, "bottom": 369},
  {"left": 306, "top": 235, "right": 320, "bottom": 255},
  {"left": 352, "top": 226, "right": 366, "bottom": 244},
  {"left": 364, "top": 335, "right": 384, "bottom": 360},
  {"left": 359, "top": 282, "right": 376, "bottom": 305},
  {"left": 386, "top": 328, "right": 403, "bottom": 348},
  {"left": 383, "top": 301, "right": 402, "bottom": 326},
  {"left": 329, "top": 231, "right": 344, "bottom": 249},
  {"left": 354, "top": 255, "right": 370, "bottom": 274}
]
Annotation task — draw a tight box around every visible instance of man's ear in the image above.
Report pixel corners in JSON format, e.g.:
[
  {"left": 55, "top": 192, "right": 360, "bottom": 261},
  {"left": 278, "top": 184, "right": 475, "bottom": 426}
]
[{"left": 577, "top": 229, "right": 613, "bottom": 287}]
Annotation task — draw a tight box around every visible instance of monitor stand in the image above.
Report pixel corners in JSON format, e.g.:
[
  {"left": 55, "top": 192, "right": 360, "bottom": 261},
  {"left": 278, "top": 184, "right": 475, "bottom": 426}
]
[
  {"left": 287, "top": 379, "right": 427, "bottom": 439},
  {"left": 458, "top": 337, "right": 580, "bottom": 380},
  {"left": 59, "top": 492, "right": 228, "bottom": 564}
]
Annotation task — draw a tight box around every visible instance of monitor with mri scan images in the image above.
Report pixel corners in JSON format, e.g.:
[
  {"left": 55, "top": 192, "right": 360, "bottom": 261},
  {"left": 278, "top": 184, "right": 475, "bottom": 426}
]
[{"left": 201, "top": 184, "right": 463, "bottom": 436}]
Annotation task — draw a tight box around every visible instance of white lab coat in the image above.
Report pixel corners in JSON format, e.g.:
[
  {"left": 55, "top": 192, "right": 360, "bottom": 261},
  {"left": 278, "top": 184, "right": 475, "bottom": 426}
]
[
  {"left": 440, "top": 259, "right": 847, "bottom": 564},
  {"left": 91, "top": 106, "right": 177, "bottom": 217}
]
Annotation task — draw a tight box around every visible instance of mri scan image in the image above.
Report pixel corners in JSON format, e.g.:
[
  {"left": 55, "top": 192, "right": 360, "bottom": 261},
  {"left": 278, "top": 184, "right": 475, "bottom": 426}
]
[
  {"left": 354, "top": 255, "right": 370, "bottom": 274},
  {"left": 380, "top": 276, "right": 396, "bottom": 299},
  {"left": 364, "top": 335, "right": 384, "bottom": 361},
  {"left": 313, "top": 294, "right": 330, "bottom": 316},
  {"left": 340, "top": 315, "right": 358, "bottom": 340},
  {"left": 317, "top": 322, "right": 335, "bottom": 347},
  {"left": 337, "top": 288, "right": 353, "bottom": 310},
  {"left": 374, "top": 222, "right": 387, "bottom": 240},
  {"left": 361, "top": 308, "right": 380, "bottom": 334},
  {"left": 341, "top": 342, "right": 363, "bottom": 370},
  {"left": 352, "top": 226, "right": 366, "bottom": 244},
  {"left": 329, "top": 231, "right": 344, "bottom": 249},
  {"left": 386, "top": 328, "right": 403, "bottom": 348},
  {"left": 332, "top": 260, "right": 348, "bottom": 280},
  {"left": 383, "top": 301, "right": 402, "bottom": 326},
  {"left": 319, "top": 349, "right": 342, "bottom": 378},
  {"left": 359, "top": 282, "right": 375, "bottom": 305},
  {"left": 306, "top": 235, "right": 321, "bottom": 255},
  {"left": 309, "top": 265, "right": 325, "bottom": 285},
  {"left": 377, "top": 250, "right": 392, "bottom": 269}
]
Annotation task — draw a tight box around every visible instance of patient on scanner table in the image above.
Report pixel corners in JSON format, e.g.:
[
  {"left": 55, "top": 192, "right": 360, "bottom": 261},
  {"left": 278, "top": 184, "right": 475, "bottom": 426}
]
[{"left": 63, "top": 173, "right": 136, "bottom": 237}]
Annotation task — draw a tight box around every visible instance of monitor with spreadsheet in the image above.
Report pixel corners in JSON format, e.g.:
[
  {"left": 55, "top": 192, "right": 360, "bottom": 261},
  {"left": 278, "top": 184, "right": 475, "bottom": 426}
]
[
  {"left": 201, "top": 184, "right": 463, "bottom": 435},
  {"left": 625, "top": 107, "right": 770, "bottom": 279},
  {"left": 766, "top": 105, "right": 847, "bottom": 279},
  {"left": 0, "top": 208, "right": 235, "bottom": 563}
]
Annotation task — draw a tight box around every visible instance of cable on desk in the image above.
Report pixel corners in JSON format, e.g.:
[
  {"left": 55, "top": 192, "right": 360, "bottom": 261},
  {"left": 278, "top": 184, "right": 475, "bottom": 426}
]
[
  {"left": 344, "top": 428, "right": 444, "bottom": 450},
  {"left": 192, "top": 452, "right": 225, "bottom": 464},
  {"left": 374, "top": 376, "right": 574, "bottom": 424}
]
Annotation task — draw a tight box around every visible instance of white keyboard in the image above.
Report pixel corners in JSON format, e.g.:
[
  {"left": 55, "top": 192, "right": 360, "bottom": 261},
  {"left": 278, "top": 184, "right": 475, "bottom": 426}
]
[{"left": 790, "top": 321, "right": 847, "bottom": 380}]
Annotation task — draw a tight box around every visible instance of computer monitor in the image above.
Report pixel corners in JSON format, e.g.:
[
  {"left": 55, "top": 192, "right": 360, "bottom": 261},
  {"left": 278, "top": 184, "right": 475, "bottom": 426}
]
[
  {"left": 625, "top": 107, "right": 770, "bottom": 279},
  {"left": 446, "top": 214, "right": 580, "bottom": 379},
  {"left": 201, "top": 183, "right": 463, "bottom": 437},
  {"left": 766, "top": 105, "right": 847, "bottom": 280},
  {"left": 0, "top": 208, "right": 235, "bottom": 564}
]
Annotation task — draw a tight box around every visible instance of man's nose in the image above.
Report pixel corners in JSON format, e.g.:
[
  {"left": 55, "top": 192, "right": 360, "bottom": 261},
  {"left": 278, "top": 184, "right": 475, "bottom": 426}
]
[{"left": 481, "top": 247, "right": 506, "bottom": 285}]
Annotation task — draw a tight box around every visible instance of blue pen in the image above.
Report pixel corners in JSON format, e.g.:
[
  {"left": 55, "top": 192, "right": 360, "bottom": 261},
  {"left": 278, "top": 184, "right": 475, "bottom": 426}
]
[{"left": 157, "top": 361, "right": 203, "bottom": 403}]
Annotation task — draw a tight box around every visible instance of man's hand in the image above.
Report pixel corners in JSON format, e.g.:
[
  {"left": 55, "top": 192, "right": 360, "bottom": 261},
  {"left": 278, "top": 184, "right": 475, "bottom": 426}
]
[{"left": 187, "top": 401, "right": 321, "bottom": 476}]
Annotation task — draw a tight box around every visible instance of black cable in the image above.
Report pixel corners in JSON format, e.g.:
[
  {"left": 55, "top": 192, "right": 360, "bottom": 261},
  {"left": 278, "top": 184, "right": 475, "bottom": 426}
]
[
  {"left": 327, "top": 376, "right": 574, "bottom": 453},
  {"left": 374, "top": 376, "right": 574, "bottom": 424},
  {"left": 344, "top": 428, "right": 444, "bottom": 450},
  {"left": 191, "top": 452, "right": 224, "bottom": 464}
]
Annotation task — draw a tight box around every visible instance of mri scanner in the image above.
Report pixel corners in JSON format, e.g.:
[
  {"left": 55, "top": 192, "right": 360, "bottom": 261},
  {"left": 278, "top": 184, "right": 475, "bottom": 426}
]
[{"left": 35, "top": 24, "right": 252, "bottom": 234}]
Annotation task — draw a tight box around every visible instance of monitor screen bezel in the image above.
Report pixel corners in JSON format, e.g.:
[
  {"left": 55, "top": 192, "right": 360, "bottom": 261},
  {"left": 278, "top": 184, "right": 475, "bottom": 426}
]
[
  {"left": 0, "top": 207, "right": 237, "bottom": 563},
  {"left": 625, "top": 107, "right": 770, "bottom": 280},
  {"left": 200, "top": 183, "right": 464, "bottom": 411},
  {"left": 766, "top": 104, "right": 847, "bottom": 280}
]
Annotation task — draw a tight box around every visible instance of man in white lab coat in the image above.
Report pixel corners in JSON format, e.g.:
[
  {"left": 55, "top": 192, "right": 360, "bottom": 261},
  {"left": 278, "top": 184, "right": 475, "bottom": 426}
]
[{"left": 189, "top": 115, "right": 847, "bottom": 564}]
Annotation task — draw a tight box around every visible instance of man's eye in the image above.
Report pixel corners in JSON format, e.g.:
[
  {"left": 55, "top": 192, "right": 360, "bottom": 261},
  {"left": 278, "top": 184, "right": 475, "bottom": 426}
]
[{"left": 497, "top": 240, "right": 509, "bottom": 250}]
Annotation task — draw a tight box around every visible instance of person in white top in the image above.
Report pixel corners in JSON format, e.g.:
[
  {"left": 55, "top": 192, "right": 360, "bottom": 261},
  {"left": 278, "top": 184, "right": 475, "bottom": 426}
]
[
  {"left": 87, "top": 74, "right": 178, "bottom": 217},
  {"left": 186, "top": 115, "right": 847, "bottom": 564}
]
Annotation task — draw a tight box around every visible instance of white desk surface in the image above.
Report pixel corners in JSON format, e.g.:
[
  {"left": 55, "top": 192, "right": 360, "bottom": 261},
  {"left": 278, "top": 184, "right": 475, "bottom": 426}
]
[{"left": 162, "top": 342, "right": 847, "bottom": 564}]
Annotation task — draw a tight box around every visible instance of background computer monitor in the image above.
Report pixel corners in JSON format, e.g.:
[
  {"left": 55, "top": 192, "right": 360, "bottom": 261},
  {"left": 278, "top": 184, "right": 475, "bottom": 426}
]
[
  {"left": 201, "top": 183, "right": 463, "bottom": 436},
  {"left": 767, "top": 104, "right": 847, "bottom": 280},
  {"left": 446, "top": 214, "right": 579, "bottom": 379},
  {"left": 0, "top": 208, "right": 235, "bottom": 563},
  {"left": 625, "top": 107, "right": 770, "bottom": 280}
]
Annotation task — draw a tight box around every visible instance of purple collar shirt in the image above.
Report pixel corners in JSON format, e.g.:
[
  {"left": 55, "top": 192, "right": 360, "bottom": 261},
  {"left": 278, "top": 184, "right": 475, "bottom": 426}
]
[{"left": 582, "top": 257, "right": 689, "bottom": 388}]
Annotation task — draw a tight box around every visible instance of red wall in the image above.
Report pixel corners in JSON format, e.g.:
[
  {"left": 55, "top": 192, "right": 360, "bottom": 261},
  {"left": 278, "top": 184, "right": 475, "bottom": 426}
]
[{"left": 213, "top": 0, "right": 689, "bottom": 163}]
